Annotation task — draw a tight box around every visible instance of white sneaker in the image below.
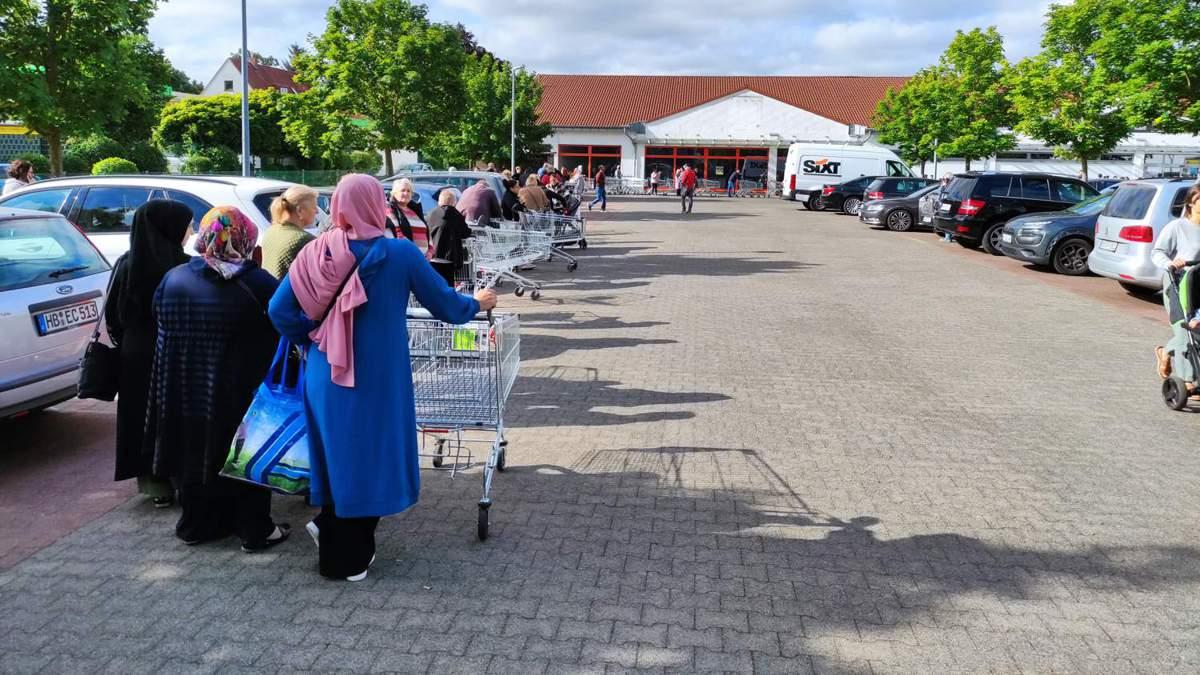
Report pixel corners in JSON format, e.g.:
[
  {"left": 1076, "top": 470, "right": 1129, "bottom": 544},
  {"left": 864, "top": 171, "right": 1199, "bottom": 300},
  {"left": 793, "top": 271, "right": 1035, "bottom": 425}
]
[
  {"left": 346, "top": 554, "right": 376, "bottom": 582},
  {"left": 305, "top": 521, "right": 319, "bottom": 549}
]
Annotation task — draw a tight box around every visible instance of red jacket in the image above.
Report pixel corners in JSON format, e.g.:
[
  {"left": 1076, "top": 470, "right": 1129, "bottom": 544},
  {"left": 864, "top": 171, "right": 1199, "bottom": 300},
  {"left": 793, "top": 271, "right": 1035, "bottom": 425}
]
[{"left": 681, "top": 168, "right": 697, "bottom": 189}]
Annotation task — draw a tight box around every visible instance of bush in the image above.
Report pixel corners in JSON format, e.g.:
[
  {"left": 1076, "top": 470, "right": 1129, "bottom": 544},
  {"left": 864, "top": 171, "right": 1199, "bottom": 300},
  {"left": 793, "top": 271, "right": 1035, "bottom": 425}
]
[
  {"left": 349, "top": 150, "right": 381, "bottom": 175},
  {"left": 92, "top": 157, "right": 138, "bottom": 175},
  {"left": 180, "top": 154, "right": 213, "bottom": 174},
  {"left": 11, "top": 152, "right": 49, "bottom": 175},
  {"left": 64, "top": 134, "right": 123, "bottom": 174},
  {"left": 126, "top": 142, "right": 167, "bottom": 174}
]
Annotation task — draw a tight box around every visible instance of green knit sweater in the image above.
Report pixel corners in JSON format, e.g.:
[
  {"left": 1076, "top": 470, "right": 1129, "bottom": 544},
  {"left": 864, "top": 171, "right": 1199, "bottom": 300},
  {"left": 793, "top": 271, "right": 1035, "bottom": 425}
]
[{"left": 261, "top": 222, "right": 315, "bottom": 279}]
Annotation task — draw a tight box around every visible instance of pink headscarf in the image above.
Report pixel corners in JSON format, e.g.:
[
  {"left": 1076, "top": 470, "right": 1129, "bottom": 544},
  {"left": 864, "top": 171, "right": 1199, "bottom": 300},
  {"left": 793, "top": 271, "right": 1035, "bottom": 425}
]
[{"left": 287, "top": 174, "right": 388, "bottom": 387}]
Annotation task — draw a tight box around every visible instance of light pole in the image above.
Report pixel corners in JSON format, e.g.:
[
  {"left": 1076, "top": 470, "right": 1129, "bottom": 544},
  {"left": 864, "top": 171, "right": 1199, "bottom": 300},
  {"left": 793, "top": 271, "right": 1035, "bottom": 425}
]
[
  {"left": 510, "top": 66, "right": 516, "bottom": 170},
  {"left": 240, "top": 0, "right": 251, "bottom": 177}
]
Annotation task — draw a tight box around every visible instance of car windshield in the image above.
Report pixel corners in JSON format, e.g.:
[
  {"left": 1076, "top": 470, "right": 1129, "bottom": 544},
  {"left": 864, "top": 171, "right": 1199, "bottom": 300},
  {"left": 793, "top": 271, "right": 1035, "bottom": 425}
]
[
  {"left": 910, "top": 184, "right": 939, "bottom": 199},
  {"left": 1103, "top": 185, "right": 1156, "bottom": 219},
  {"left": 0, "top": 215, "right": 109, "bottom": 292},
  {"left": 1065, "top": 193, "right": 1110, "bottom": 216}
]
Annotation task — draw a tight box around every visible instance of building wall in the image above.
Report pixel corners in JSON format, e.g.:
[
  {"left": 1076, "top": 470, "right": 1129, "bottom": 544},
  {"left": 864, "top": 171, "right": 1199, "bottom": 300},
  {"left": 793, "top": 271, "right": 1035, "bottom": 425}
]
[
  {"left": 645, "top": 90, "right": 852, "bottom": 144},
  {"left": 200, "top": 60, "right": 243, "bottom": 97},
  {"left": 545, "top": 128, "right": 636, "bottom": 177}
]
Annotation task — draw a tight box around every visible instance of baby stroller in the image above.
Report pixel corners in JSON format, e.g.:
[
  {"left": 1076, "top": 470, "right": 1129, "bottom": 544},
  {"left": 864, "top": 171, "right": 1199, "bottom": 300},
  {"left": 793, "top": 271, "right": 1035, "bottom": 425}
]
[{"left": 1161, "top": 262, "right": 1200, "bottom": 410}]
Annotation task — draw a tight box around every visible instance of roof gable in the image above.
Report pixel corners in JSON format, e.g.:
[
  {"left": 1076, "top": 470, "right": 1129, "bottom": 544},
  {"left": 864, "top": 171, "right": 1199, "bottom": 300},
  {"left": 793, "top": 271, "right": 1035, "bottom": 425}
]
[
  {"left": 230, "top": 58, "right": 309, "bottom": 93},
  {"left": 537, "top": 75, "right": 908, "bottom": 128}
]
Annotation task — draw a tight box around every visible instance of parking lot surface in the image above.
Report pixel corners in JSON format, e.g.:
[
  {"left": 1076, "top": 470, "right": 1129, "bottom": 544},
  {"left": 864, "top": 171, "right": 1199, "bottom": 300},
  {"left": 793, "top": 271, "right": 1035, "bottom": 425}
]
[{"left": 2, "top": 196, "right": 1199, "bottom": 674}]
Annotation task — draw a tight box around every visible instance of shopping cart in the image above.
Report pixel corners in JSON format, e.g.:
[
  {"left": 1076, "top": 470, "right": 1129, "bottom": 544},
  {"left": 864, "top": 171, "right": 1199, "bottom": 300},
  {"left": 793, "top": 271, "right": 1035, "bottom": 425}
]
[
  {"left": 466, "top": 226, "right": 552, "bottom": 300},
  {"left": 735, "top": 179, "right": 765, "bottom": 197},
  {"left": 518, "top": 211, "right": 587, "bottom": 270},
  {"left": 408, "top": 307, "right": 520, "bottom": 540}
]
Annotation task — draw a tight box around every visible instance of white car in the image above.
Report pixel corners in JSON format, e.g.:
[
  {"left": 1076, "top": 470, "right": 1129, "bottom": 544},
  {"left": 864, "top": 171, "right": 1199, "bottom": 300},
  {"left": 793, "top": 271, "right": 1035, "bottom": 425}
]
[
  {"left": 0, "top": 207, "right": 111, "bottom": 418},
  {"left": 0, "top": 175, "right": 324, "bottom": 264}
]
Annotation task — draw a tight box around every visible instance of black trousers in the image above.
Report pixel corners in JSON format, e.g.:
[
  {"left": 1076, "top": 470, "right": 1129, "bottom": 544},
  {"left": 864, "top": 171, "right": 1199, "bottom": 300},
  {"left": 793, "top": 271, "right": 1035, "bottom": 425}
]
[
  {"left": 175, "top": 477, "right": 274, "bottom": 546},
  {"left": 315, "top": 505, "right": 380, "bottom": 579},
  {"left": 681, "top": 188, "right": 695, "bottom": 213}
]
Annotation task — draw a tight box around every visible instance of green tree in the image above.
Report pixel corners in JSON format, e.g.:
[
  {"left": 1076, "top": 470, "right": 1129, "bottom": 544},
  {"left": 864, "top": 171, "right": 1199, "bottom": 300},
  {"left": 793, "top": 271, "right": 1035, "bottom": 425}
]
[
  {"left": 276, "top": 87, "right": 369, "bottom": 163},
  {"left": 294, "top": 0, "right": 467, "bottom": 175},
  {"left": 282, "top": 43, "right": 305, "bottom": 72},
  {"left": 155, "top": 90, "right": 300, "bottom": 165},
  {"left": 426, "top": 56, "right": 551, "bottom": 169},
  {"left": 872, "top": 68, "right": 957, "bottom": 175},
  {"left": 103, "top": 39, "right": 182, "bottom": 147},
  {"left": 92, "top": 157, "right": 138, "bottom": 175},
  {"left": 1006, "top": 4, "right": 1131, "bottom": 180},
  {"left": 0, "top": 0, "right": 158, "bottom": 175},
  {"left": 936, "top": 27, "right": 1016, "bottom": 170}
]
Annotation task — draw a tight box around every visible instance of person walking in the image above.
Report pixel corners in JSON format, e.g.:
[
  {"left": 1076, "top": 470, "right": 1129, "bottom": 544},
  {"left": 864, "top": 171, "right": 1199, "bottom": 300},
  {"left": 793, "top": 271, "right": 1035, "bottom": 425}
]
[
  {"left": 650, "top": 169, "right": 660, "bottom": 195},
  {"left": 269, "top": 174, "right": 497, "bottom": 581},
  {"left": 386, "top": 179, "right": 429, "bottom": 253},
  {"left": 589, "top": 165, "right": 607, "bottom": 212},
  {"left": 106, "top": 199, "right": 194, "bottom": 509},
  {"left": 3, "top": 159, "right": 36, "bottom": 195},
  {"left": 680, "top": 164, "right": 698, "bottom": 214},
  {"left": 427, "top": 189, "right": 473, "bottom": 287},
  {"left": 261, "top": 185, "right": 318, "bottom": 279},
  {"left": 674, "top": 167, "right": 683, "bottom": 196},
  {"left": 144, "top": 206, "right": 289, "bottom": 551},
  {"left": 727, "top": 167, "right": 741, "bottom": 198}
]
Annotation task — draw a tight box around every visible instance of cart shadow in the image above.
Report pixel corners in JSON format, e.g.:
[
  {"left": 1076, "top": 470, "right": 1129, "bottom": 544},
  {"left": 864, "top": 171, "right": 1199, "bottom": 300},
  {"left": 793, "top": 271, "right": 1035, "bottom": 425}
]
[
  {"left": 518, "top": 312, "right": 669, "bottom": 331},
  {"left": 505, "top": 368, "right": 729, "bottom": 427},
  {"left": 549, "top": 253, "right": 820, "bottom": 284},
  {"left": 521, "top": 334, "right": 677, "bottom": 361}
]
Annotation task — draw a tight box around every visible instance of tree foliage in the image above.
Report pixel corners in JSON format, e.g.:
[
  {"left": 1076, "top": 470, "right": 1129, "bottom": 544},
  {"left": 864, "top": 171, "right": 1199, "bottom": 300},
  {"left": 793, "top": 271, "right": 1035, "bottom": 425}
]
[
  {"left": 0, "top": 0, "right": 158, "bottom": 174},
  {"left": 276, "top": 87, "right": 369, "bottom": 163},
  {"left": 872, "top": 68, "right": 956, "bottom": 172},
  {"left": 425, "top": 56, "right": 551, "bottom": 169},
  {"left": 92, "top": 157, "right": 138, "bottom": 175},
  {"left": 935, "top": 27, "right": 1016, "bottom": 168},
  {"left": 155, "top": 90, "right": 300, "bottom": 165},
  {"left": 293, "top": 0, "right": 466, "bottom": 174}
]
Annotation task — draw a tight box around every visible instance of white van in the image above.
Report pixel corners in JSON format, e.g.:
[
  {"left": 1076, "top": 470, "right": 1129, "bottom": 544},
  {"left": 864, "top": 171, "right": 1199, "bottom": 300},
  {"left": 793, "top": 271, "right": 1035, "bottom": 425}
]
[{"left": 783, "top": 143, "right": 914, "bottom": 208}]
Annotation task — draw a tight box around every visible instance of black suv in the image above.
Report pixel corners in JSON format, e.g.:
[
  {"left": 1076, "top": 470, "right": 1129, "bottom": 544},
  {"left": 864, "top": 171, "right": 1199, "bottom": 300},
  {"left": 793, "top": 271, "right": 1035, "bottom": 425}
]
[
  {"left": 818, "top": 175, "right": 882, "bottom": 215},
  {"left": 933, "top": 172, "right": 1098, "bottom": 254}
]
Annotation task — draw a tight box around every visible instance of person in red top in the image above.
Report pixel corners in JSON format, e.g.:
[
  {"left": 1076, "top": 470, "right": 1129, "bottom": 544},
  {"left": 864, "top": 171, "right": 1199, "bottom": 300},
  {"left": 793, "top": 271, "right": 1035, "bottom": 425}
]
[
  {"left": 589, "top": 165, "right": 607, "bottom": 212},
  {"left": 680, "top": 164, "right": 698, "bottom": 214}
]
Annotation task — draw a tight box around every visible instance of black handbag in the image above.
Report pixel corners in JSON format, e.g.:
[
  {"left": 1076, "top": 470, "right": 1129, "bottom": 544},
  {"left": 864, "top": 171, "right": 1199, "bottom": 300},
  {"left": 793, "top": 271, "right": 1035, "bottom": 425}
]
[{"left": 77, "top": 271, "right": 121, "bottom": 401}]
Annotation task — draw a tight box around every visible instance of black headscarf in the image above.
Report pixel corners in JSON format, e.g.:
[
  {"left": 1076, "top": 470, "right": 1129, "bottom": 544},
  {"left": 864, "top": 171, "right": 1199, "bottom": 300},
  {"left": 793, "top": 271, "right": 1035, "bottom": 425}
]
[{"left": 117, "top": 199, "right": 193, "bottom": 323}]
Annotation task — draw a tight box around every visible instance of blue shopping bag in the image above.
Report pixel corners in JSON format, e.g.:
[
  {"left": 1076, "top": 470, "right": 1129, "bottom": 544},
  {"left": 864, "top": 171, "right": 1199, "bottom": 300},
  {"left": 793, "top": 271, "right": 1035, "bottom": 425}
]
[{"left": 221, "top": 340, "right": 311, "bottom": 495}]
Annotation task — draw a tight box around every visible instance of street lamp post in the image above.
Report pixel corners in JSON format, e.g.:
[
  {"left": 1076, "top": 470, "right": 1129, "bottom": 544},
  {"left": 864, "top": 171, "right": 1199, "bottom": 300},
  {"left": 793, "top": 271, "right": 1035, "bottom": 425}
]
[
  {"left": 240, "top": 0, "right": 251, "bottom": 177},
  {"left": 510, "top": 66, "right": 516, "bottom": 170}
]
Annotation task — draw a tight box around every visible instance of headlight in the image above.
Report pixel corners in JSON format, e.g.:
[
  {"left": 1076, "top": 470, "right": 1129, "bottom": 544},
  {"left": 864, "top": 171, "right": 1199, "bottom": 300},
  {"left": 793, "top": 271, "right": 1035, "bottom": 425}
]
[
  {"left": 864, "top": 204, "right": 883, "bottom": 211},
  {"left": 1016, "top": 229, "right": 1044, "bottom": 245}
]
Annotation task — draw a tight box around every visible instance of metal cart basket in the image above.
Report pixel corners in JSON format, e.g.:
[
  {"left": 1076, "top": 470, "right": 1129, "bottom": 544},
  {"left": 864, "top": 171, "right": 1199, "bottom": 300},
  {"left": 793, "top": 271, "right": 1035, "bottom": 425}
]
[{"left": 408, "top": 308, "right": 520, "bottom": 540}]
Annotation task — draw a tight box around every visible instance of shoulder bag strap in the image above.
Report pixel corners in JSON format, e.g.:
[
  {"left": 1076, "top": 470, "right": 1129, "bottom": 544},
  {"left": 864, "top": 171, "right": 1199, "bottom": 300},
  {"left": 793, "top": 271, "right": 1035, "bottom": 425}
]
[
  {"left": 234, "top": 277, "right": 268, "bottom": 318},
  {"left": 91, "top": 260, "right": 123, "bottom": 343}
]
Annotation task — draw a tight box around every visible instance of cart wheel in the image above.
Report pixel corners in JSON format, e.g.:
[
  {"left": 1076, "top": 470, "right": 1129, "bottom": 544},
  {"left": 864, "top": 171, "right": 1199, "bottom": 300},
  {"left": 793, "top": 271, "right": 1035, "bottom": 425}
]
[
  {"left": 567, "top": 261, "right": 578, "bottom": 272},
  {"left": 432, "top": 439, "right": 444, "bottom": 468},
  {"left": 477, "top": 503, "right": 490, "bottom": 541},
  {"left": 531, "top": 289, "right": 542, "bottom": 301},
  {"left": 514, "top": 286, "right": 525, "bottom": 297},
  {"left": 494, "top": 279, "right": 503, "bottom": 288},
  {"left": 579, "top": 239, "right": 588, "bottom": 250},
  {"left": 1163, "top": 377, "right": 1190, "bottom": 411},
  {"left": 496, "top": 446, "right": 506, "bottom": 472}
]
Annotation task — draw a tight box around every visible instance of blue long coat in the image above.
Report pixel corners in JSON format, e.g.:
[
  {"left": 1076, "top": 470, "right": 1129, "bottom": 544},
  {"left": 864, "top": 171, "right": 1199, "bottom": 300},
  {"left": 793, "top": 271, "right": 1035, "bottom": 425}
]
[{"left": 268, "top": 238, "right": 479, "bottom": 518}]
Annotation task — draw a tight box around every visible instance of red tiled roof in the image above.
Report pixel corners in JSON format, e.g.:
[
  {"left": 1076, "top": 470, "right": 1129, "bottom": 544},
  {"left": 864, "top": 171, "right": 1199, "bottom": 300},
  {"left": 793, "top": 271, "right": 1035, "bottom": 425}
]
[
  {"left": 231, "top": 59, "right": 309, "bottom": 93},
  {"left": 536, "top": 75, "right": 909, "bottom": 128}
]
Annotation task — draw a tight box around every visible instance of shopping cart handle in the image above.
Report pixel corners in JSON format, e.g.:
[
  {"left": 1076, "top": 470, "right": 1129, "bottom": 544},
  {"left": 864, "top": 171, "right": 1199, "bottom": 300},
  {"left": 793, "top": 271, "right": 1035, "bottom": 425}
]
[{"left": 406, "top": 306, "right": 496, "bottom": 324}]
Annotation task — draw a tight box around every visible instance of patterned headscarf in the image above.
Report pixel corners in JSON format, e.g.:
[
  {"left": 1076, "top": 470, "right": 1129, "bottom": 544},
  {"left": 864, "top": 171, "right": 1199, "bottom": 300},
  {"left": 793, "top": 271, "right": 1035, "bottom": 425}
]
[{"left": 195, "top": 206, "right": 259, "bottom": 279}]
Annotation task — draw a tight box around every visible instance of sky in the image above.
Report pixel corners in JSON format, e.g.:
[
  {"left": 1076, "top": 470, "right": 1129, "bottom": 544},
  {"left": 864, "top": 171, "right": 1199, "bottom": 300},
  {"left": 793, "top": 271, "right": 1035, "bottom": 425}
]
[{"left": 150, "top": 0, "right": 1059, "bottom": 86}]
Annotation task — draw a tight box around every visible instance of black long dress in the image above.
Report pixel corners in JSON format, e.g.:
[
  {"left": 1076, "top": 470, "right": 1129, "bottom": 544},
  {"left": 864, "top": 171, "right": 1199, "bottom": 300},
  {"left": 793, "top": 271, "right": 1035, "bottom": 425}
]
[
  {"left": 106, "top": 199, "right": 193, "bottom": 491},
  {"left": 426, "top": 205, "right": 473, "bottom": 286},
  {"left": 143, "top": 258, "right": 281, "bottom": 544}
]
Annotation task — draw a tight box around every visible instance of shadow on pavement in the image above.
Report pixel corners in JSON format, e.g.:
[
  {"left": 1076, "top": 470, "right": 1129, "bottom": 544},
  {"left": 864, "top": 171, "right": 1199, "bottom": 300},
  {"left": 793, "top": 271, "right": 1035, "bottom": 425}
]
[
  {"left": 521, "top": 334, "right": 677, "bottom": 361},
  {"left": 519, "top": 312, "right": 669, "bottom": 331}
]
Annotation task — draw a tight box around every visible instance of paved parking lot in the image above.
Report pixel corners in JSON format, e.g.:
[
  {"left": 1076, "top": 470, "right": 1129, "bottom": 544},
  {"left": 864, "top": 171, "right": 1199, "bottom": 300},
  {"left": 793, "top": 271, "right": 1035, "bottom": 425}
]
[{"left": 3, "top": 196, "right": 1200, "bottom": 674}]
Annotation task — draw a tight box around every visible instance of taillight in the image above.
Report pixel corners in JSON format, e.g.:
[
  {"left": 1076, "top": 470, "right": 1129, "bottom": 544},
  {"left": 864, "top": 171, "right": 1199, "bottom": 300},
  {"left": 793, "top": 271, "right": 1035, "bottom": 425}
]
[
  {"left": 957, "top": 198, "right": 986, "bottom": 216},
  {"left": 867, "top": 191, "right": 884, "bottom": 201},
  {"left": 1118, "top": 225, "right": 1153, "bottom": 243},
  {"left": 821, "top": 185, "right": 835, "bottom": 196},
  {"left": 789, "top": 175, "right": 796, "bottom": 191}
]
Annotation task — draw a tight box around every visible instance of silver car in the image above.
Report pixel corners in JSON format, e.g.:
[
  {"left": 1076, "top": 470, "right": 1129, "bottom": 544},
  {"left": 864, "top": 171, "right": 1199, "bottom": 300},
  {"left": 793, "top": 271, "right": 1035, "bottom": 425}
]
[
  {"left": 1088, "top": 178, "right": 1192, "bottom": 291},
  {"left": 0, "top": 208, "right": 111, "bottom": 418}
]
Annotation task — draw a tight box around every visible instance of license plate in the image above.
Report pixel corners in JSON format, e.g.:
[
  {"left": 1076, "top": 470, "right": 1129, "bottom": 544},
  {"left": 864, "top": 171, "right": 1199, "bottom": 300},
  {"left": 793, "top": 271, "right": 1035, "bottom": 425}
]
[
  {"left": 1099, "top": 240, "right": 1117, "bottom": 252},
  {"left": 939, "top": 203, "right": 951, "bottom": 212},
  {"left": 35, "top": 301, "right": 99, "bottom": 336},
  {"left": 921, "top": 216, "right": 932, "bottom": 223},
  {"left": 1001, "top": 233, "right": 1013, "bottom": 243}
]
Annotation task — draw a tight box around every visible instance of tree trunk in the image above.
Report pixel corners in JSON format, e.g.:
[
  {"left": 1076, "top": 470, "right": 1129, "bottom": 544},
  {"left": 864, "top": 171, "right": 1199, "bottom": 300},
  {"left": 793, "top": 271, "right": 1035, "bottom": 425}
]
[
  {"left": 964, "top": 157, "right": 972, "bottom": 171},
  {"left": 1081, "top": 156, "right": 1089, "bottom": 181},
  {"left": 383, "top": 148, "right": 394, "bottom": 176},
  {"left": 920, "top": 159, "right": 927, "bottom": 177},
  {"left": 46, "top": 129, "right": 64, "bottom": 177}
]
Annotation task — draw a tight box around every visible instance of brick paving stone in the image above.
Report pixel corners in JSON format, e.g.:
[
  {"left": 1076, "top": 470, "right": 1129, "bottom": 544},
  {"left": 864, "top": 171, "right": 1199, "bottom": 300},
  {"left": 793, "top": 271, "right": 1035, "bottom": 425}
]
[{"left": 4, "top": 198, "right": 1200, "bottom": 673}]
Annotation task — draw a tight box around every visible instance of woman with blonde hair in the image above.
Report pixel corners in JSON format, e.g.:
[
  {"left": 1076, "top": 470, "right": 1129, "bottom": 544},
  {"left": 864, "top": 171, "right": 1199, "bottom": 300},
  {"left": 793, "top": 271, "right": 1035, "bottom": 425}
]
[
  {"left": 262, "top": 185, "right": 319, "bottom": 278},
  {"left": 518, "top": 174, "right": 549, "bottom": 211}
]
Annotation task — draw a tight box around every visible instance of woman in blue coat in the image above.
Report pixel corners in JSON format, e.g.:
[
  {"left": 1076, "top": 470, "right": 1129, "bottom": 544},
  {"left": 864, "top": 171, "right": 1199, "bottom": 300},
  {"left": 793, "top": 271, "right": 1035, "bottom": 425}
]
[{"left": 269, "top": 174, "right": 497, "bottom": 581}]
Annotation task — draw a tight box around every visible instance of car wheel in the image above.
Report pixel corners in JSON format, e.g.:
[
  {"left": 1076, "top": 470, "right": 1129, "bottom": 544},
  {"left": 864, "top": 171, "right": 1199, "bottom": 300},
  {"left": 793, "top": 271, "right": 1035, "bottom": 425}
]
[
  {"left": 980, "top": 224, "right": 1005, "bottom": 255},
  {"left": 810, "top": 195, "right": 825, "bottom": 211},
  {"left": 1051, "top": 237, "right": 1092, "bottom": 276},
  {"left": 842, "top": 197, "right": 862, "bottom": 215},
  {"left": 885, "top": 209, "right": 914, "bottom": 232}
]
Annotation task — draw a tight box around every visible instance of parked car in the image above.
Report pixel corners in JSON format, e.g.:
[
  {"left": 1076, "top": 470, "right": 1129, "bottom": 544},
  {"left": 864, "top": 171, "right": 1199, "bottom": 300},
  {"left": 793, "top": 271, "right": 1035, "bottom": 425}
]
[
  {"left": 1088, "top": 178, "right": 1122, "bottom": 192},
  {"left": 933, "top": 172, "right": 1099, "bottom": 254},
  {"left": 862, "top": 177, "right": 938, "bottom": 204},
  {"left": 859, "top": 183, "right": 941, "bottom": 231},
  {"left": 817, "top": 175, "right": 883, "bottom": 215},
  {"left": 1088, "top": 178, "right": 1192, "bottom": 292},
  {"left": 0, "top": 207, "right": 111, "bottom": 418},
  {"left": 783, "top": 142, "right": 915, "bottom": 209},
  {"left": 0, "top": 175, "right": 323, "bottom": 264},
  {"left": 385, "top": 170, "right": 505, "bottom": 198},
  {"left": 997, "top": 192, "right": 1111, "bottom": 275}
]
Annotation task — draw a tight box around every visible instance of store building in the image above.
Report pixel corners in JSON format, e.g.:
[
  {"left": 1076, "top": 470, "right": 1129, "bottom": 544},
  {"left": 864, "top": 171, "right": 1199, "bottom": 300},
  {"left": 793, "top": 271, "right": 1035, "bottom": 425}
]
[{"left": 535, "top": 74, "right": 1200, "bottom": 182}]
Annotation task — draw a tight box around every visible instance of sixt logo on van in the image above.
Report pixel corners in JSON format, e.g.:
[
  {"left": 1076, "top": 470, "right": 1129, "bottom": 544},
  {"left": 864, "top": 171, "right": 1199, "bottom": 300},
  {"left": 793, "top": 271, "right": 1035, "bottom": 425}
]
[{"left": 802, "top": 158, "right": 842, "bottom": 176}]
